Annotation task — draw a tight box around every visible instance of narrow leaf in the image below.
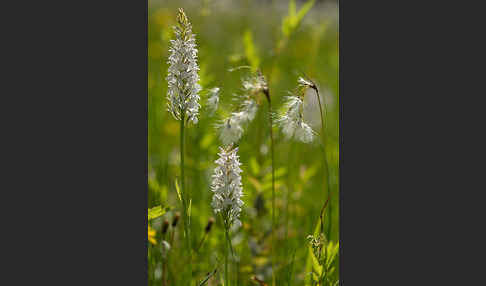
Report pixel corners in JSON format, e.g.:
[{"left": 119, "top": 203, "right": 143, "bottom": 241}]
[
  {"left": 148, "top": 205, "right": 165, "bottom": 221},
  {"left": 296, "top": 0, "right": 316, "bottom": 25},
  {"left": 243, "top": 29, "right": 260, "bottom": 71},
  {"left": 175, "top": 178, "right": 182, "bottom": 202}
]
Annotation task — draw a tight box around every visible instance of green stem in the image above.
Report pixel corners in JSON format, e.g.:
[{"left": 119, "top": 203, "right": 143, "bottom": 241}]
[
  {"left": 180, "top": 116, "right": 192, "bottom": 283},
  {"left": 264, "top": 88, "right": 277, "bottom": 286},
  {"left": 314, "top": 87, "right": 333, "bottom": 240},
  {"left": 224, "top": 224, "right": 230, "bottom": 286}
]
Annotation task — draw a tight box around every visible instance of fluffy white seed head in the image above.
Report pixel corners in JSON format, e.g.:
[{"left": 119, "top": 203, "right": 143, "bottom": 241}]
[
  {"left": 206, "top": 87, "right": 220, "bottom": 115},
  {"left": 219, "top": 116, "right": 244, "bottom": 146},
  {"left": 211, "top": 145, "right": 244, "bottom": 228},
  {"left": 217, "top": 98, "right": 258, "bottom": 145},
  {"left": 295, "top": 120, "right": 315, "bottom": 143},
  {"left": 298, "top": 76, "right": 315, "bottom": 89},
  {"left": 166, "top": 8, "right": 201, "bottom": 124},
  {"left": 242, "top": 72, "right": 267, "bottom": 96},
  {"left": 277, "top": 95, "right": 315, "bottom": 143}
]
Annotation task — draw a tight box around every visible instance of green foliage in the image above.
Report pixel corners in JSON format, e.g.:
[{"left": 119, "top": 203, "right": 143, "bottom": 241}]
[
  {"left": 282, "top": 0, "right": 316, "bottom": 38},
  {"left": 148, "top": 1, "right": 338, "bottom": 285},
  {"left": 148, "top": 205, "right": 166, "bottom": 221},
  {"left": 243, "top": 29, "right": 260, "bottom": 71},
  {"left": 174, "top": 178, "right": 182, "bottom": 202}
]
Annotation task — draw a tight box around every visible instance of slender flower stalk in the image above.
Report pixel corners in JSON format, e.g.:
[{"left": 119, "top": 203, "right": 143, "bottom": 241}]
[
  {"left": 196, "top": 217, "right": 215, "bottom": 253},
  {"left": 165, "top": 212, "right": 179, "bottom": 286},
  {"left": 239, "top": 71, "right": 277, "bottom": 285},
  {"left": 297, "top": 76, "right": 333, "bottom": 239},
  {"left": 262, "top": 85, "right": 277, "bottom": 286},
  {"left": 210, "top": 145, "right": 244, "bottom": 286},
  {"left": 166, "top": 8, "right": 201, "bottom": 283},
  {"left": 216, "top": 70, "right": 276, "bottom": 284}
]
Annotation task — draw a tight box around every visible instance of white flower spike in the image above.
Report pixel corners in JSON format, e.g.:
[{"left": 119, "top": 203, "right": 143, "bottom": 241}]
[
  {"left": 167, "top": 8, "right": 201, "bottom": 124},
  {"left": 210, "top": 145, "right": 244, "bottom": 229}
]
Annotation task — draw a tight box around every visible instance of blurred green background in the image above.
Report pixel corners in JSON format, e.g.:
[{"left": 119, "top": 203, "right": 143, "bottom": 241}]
[{"left": 148, "top": 0, "right": 338, "bottom": 285}]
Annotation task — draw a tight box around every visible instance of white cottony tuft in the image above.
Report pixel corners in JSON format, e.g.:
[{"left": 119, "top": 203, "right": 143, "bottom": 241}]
[
  {"left": 216, "top": 71, "right": 265, "bottom": 145},
  {"left": 298, "top": 76, "right": 314, "bottom": 89},
  {"left": 219, "top": 116, "right": 244, "bottom": 146},
  {"left": 167, "top": 8, "right": 201, "bottom": 124},
  {"left": 277, "top": 95, "right": 315, "bottom": 143},
  {"left": 217, "top": 98, "right": 258, "bottom": 145},
  {"left": 206, "top": 87, "right": 220, "bottom": 115},
  {"left": 240, "top": 99, "right": 258, "bottom": 121},
  {"left": 242, "top": 72, "right": 267, "bottom": 95},
  {"left": 210, "top": 145, "right": 244, "bottom": 228},
  {"left": 295, "top": 121, "right": 314, "bottom": 143}
]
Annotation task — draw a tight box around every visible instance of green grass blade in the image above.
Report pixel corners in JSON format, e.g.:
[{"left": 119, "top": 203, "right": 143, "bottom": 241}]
[{"left": 148, "top": 205, "right": 166, "bottom": 221}]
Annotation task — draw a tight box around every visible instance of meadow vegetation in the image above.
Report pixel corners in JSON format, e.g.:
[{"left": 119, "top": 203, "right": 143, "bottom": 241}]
[{"left": 148, "top": 1, "right": 339, "bottom": 285}]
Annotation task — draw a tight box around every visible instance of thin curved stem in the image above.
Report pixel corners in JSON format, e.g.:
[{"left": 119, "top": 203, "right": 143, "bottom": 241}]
[
  {"left": 313, "top": 87, "right": 333, "bottom": 240},
  {"left": 264, "top": 88, "right": 277, "bottom": 286}
]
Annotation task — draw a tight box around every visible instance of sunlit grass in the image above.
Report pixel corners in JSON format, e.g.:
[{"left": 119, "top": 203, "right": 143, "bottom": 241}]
[{"left": 148, "top": 0, "right": 339, "bottom": 285}]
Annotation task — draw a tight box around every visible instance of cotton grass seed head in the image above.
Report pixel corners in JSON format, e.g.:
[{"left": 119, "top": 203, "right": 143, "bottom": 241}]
[
  {"left": 218, "top": 116, "right": 244, "bottom": 146},
  {"left": 298, "top": 76, "right": 315, "bottom": 89},
  {"left": 210, "top": 145, "right": 244, "bottom": 229},
  {"left": 206, "top": 87, "right": 220, "bottom": 115},
  {"left": 242, "top": 71, "right": 268, "bottom": 96},
  {"left": 166, "top": 8, "right": 201, "bottom": 124},
  {"left": 216, "top": 71, "right": 266, "bottom": 146},
  {"left": 277, "top": 95, "right": 316, "bottom": 143},
  {"left": 217, "top": 98, "right": 258, "bottom": 145}
]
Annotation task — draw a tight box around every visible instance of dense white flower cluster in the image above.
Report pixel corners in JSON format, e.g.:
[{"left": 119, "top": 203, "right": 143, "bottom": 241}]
[
  {"left": 167, "top": 8, "right": 201, "bottom": 124},
  {"left": 218, "top": 98, "right": 258, "bottom": 145},
  {"left": 277, "top": 95, "right": 315, "bottom": 143},
  {"left": 210, "top": 145, "right": 244, "bottom": 228}
]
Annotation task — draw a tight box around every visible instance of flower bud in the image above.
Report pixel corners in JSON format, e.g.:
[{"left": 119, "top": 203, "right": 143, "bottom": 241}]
[
  {"left": 172, "top": 212, "right": 180, "bottom": 227},
  {"left": 161, "top": 219, "right": 169, "bottom": 235},
  {"left": 205, "top": 217, "right": 215, "bottom": 233}
]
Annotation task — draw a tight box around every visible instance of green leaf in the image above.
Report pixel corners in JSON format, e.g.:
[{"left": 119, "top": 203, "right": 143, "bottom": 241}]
[
  {"left": 200, "top": 133, "right": 214, "bottom": 150},
  {"left": 188, "top": 199, "right": 192, "bottom": 218},
  {"left": 289, "top": 0, "right": 296, "bottom": 18},
  {"left": 148, "top": 205, "right": 166, "bottom": 221},
  {"left": 175, "top": 178, "right": 182, "bottom": 202},
  {"left": 310, "top": 248, "right": 323, "bottom": 276},
  {"left": 295, "top": 0, "right": 316, "bottom": 25},
  {"left": 263, "top": 167, "right": 287, "bottom": 182},
  {"left": 282, "top": 0, "right": 316, "bottom": 38},
  {"left": 301, "top": 164, "right": 319, "bottom": 182},
  {"left": 148, "top": 176, "right": 160, "bottom": 193},
  {"left": 249, "top": 157, "right": 260, "bottom": 175},
  {"left": 326, "top": 241, "right": 339, "bottom": 268},
  {"left": 304, "top": 218, "right": 321, "bottom": 285},
  {"left": 243, "top": 29, "right": 260, "bottom": 71}
]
